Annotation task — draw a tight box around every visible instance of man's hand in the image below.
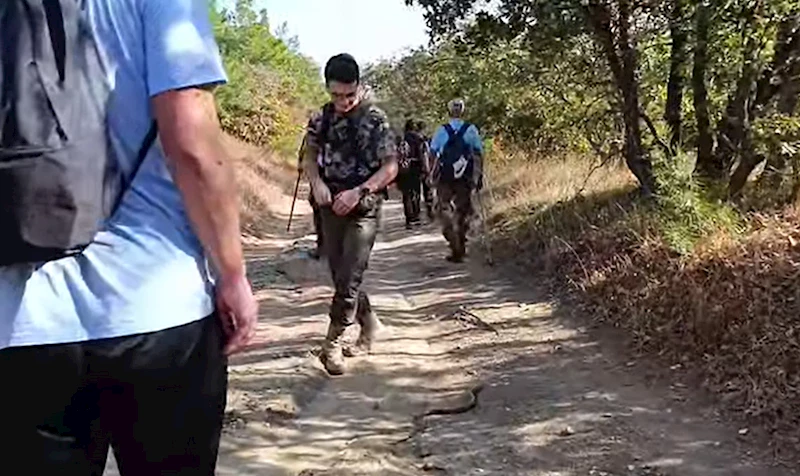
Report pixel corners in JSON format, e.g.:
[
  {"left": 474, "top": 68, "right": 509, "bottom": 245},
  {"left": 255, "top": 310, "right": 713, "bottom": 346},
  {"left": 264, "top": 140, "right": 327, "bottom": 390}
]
[
  {"left": 216, "top": 273, "right": 259, "bottom": 356},
  {"left": 312, "top": 178, "right": 333, "bottom": 206},
  {"left": 333, "top": 187, "right": 362, "bottom": 216}
]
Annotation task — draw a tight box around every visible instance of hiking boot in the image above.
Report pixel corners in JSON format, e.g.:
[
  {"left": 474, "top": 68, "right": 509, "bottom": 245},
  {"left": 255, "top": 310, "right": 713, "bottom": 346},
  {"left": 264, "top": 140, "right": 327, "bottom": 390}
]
[
  {"left": 320, "top": 322, "right": 347, "bottom": 376},
  {"left": 446, "top": 253, "right": 464, "bottom": 263},
  {"left": 344, "top": 294, "right": 383, "bottom": 357},
  {"left": 446, "top": 235, "right": 466, "bottom": 263},
  {"left": 344, "top": 314, "right": 383, "bottom": 357}
]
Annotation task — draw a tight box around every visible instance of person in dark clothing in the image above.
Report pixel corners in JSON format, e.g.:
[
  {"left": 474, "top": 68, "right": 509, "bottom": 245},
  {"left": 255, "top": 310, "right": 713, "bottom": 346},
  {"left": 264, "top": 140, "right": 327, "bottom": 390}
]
[
  {"left": 302, "top": 54, "right": 399, "bottom": 376},
  {"left": 399, "top": 119, "right": 426, "bottom": 229},
  {"left": 297, "top": 135, "right": 324, "bottom": 259},
  {"left": 416, "top": 120, "right": 436, "bottom": 221}
]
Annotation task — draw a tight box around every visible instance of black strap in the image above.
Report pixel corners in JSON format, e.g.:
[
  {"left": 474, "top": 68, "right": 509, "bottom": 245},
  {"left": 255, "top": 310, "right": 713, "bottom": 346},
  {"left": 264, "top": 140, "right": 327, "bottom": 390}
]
[
  {"left": 122, "top": 120, "right": 157, "bottom": 192},
  {"left": 106, "top": 120, "right": 157, "bottom": 214},
  {"left": 456, "top": 122, "right": 471, "bottom": 138},
  {"left": 134, "top": 121, "right": 158, "bottom": 173},
  {"left": 443, "top": 123, "right": 456, "bottom": 139},
  {"left": 318, "top": 102, "right": 335, "bottom": 146}
]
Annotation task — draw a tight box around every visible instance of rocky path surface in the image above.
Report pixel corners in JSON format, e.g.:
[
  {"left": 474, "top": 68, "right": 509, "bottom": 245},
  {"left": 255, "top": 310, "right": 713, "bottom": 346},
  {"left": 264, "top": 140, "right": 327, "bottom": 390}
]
[{"left": 107, "top": 198, "right": 795, "bottom": 475}]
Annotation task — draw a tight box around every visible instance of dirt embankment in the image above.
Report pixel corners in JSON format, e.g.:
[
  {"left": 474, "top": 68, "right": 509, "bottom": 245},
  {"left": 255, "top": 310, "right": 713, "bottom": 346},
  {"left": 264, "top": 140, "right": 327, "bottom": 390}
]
[
  {"left": 227, "top": 135, "right": 303, "bottom": 239},
  {"left": 486, "top": 151, "right": 800, "bottom": 458}
]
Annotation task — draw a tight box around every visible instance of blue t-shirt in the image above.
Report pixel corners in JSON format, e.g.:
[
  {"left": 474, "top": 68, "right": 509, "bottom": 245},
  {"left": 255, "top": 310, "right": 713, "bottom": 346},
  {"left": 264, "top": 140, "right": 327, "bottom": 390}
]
[
  {"left": 430, "top": 119, "right": 484, "bottom": 157},
  {"left": 0, "top": 0, "right": 228, "bottom": 349}
]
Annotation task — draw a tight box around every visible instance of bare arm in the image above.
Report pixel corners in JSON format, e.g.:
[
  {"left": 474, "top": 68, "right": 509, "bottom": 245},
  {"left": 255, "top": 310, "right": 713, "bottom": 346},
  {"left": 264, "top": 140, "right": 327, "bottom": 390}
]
[
  {"left": 474, "top": 151, "right": 484, "bottom": 181},
  {"left": 302, "top": 133, "right": 322, "bottom": 184},
  {"left": 152, "top": 87, "right": 244, "bottom": 279},
  {"left": 361, "top": 158, "right": 398, "bottom": 194}
]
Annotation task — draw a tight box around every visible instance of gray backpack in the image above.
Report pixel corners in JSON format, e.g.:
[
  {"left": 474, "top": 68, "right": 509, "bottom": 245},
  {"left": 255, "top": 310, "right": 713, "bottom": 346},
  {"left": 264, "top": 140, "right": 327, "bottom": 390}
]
[{"left": 0, "top": 0, "right": 155, "bottom": 266}]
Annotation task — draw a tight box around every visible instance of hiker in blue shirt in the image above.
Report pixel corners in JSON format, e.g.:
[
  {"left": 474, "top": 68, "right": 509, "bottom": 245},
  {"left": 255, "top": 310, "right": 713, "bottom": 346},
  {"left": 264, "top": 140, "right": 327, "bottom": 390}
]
[
  {"left": 0, "top": 1, "right": 258, "bottom": 474},
  {"left": 430, "top": 99, "right": 485, "bottom": 262}
]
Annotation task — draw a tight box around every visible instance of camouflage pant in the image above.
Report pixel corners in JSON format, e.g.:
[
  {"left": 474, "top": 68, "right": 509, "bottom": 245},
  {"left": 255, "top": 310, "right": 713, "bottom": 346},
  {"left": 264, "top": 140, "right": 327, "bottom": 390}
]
[
  {"left": 436, "top": 181, "right": 474, "bottom": 257},
  {"left": 320, "top": 205, "right": 379, "bottom": 327},
  {"left": 309, "top": 195, "right": 323, "bottom": 253}
]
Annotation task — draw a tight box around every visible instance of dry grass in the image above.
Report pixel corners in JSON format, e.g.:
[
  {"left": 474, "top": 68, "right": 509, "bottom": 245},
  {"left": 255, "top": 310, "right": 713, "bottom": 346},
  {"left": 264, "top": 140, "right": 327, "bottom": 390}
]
[
  {"left": 487, "top": 150, "right": 635, "bottom": 219},
  {"left": 225, "top": 135, "right": 301, "bottom": 238},
  {"left": 486, "top": 150, "right": 638, "bottom": 265},
  {"left": 488, "top": 149, "right": 800, "bottom": 449}
]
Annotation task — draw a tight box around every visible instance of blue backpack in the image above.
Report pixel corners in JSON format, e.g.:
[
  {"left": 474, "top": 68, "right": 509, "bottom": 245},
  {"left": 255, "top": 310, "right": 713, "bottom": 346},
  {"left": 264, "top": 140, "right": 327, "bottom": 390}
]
[{"left": 438, "top": 123, "right": 473, "bottom": 183}]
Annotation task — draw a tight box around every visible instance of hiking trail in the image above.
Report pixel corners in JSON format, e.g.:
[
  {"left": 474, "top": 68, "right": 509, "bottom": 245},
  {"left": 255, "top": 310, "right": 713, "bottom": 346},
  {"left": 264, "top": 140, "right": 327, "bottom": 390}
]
[{"left": 107, "top": 192, "right": 795, "bottom": 476}]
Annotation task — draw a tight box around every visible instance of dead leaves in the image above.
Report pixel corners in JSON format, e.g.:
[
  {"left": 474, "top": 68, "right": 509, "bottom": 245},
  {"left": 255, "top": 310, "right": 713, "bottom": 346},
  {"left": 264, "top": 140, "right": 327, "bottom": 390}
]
[{"left": 555, "top": 209, "right": 800, "bottom": 439}]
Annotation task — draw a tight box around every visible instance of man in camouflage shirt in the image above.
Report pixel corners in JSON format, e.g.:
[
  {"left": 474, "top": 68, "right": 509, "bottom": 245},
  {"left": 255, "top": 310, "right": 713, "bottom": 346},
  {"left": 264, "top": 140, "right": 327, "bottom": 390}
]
[{"left": 302, "top": 54, "right": 399, "bottom": 376}]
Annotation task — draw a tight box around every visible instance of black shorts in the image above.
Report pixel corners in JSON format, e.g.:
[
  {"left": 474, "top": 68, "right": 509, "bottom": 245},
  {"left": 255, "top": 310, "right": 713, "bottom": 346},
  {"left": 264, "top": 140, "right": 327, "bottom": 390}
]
[{"left": 0, "top": 315, "right": 228, "bottom": 476}]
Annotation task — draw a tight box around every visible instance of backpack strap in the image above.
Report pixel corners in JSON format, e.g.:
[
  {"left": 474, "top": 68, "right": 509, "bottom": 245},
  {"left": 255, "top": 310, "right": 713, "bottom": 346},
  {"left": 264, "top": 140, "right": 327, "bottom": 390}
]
[
  {"left": 318, "top": 102, "right": 335, "bottom": 146},
  {"left": 131, "top": 121, "right": 158, "bottom": 179},
  {"left": 456, "top": 122, "right": 471, "bottom": 139},
  {"left": 106, "top": 120, "right": 157, "bottom": 214},
  {"left": 443, "top": 123, "right": 456, "bottom": 139}
]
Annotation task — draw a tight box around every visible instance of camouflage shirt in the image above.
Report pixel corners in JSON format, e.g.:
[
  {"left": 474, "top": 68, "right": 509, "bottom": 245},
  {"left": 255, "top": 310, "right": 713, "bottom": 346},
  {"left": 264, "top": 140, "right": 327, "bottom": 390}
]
[{"left": 305, "top": 102, "right": 396, "bottom": 194}]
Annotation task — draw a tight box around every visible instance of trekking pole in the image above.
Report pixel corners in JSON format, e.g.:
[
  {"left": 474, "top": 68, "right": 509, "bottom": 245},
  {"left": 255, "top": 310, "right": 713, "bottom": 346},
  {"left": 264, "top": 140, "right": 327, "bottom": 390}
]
[{"left": 286, "top": 171, "right": 302, "bottom": 233}]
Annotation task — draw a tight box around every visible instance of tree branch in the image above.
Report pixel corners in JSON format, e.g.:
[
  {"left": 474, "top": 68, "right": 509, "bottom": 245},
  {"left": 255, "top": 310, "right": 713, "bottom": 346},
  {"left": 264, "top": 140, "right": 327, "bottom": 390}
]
[{"left": 640, "top": 109, "right": 672, "bottom": 157}]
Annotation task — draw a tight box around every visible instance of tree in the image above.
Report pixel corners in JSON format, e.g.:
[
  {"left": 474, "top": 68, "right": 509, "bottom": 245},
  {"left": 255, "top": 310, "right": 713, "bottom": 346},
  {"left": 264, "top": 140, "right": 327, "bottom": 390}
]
[
  {"left": 666, "top": 0, "right": 689, "bottom": 150},
  {"left": 211, "top": 0, "right": 325, "bottom": 151},
  {"left": 693, "top": 0, "right": 715, "bottom": 177},
  {"left": 406, "top": 0, "right": 658, "bottom": 193}
]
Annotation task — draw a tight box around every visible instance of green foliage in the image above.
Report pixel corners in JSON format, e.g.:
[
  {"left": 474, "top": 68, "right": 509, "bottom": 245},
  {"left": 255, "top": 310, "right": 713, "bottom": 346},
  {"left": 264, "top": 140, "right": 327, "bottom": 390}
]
[
  {"left": 652, "top": 153, "right": 743, "bottom": 255},
  {"left": 753, "top": 114, "right": 800, "bottom": 161},
  {"left": 211, "top": 0, "right": 325, "bottom": 154},
  {"left": 364, "top": 36, "right": 619, "bottom": 155}
]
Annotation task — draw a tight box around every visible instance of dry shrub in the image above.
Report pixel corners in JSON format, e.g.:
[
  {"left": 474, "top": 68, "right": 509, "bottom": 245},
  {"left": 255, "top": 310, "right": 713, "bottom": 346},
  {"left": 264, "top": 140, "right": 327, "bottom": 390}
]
[{"left": 561, "top": 210, "right": 800, "bottom": 436}]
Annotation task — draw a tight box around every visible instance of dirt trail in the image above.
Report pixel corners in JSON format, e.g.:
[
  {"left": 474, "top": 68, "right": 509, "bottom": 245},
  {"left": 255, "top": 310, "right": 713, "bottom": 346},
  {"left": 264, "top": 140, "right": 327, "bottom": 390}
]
[{"left": 107, "top": 195, "right": 795, "bottom": 475}]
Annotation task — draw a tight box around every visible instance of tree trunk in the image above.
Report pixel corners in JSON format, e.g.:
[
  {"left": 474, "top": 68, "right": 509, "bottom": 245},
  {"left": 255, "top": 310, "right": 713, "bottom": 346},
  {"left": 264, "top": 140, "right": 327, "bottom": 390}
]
[
  {"left": 693, "top": 1, "right": 715, "bottom": 177},
  {"left": 754, "top": 14, "right": 800, "bottom": 110},
  {"left": 666, "top": 0, "right": 687, "bottom": 151},
  {"left": 716, "top": 42, "right": 760, "bottom": 182},
  {"left": 778, "top": 61, "right": 800, "bottom": 114},
  {"left": 587, "top": 0, "right": 655, "bottom": 195},
  {"left": 727, "top": 127, "right": 761, "bottom": 199},
  {"left": 729, "top": 13, "right": 800, "bottom": 197},
  {"left": 759, "top": 58, "right": 800, "bottom": 195}
]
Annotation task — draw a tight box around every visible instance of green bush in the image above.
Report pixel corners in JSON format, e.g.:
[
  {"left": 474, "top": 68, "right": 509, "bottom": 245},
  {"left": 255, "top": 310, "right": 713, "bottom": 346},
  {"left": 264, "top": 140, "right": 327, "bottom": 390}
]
[
  {"left": 652, "top": 154, "right": 743, "bottom": 255},
  {"left": 211, "top": 0, "right": 325, "bottom": 156}
]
